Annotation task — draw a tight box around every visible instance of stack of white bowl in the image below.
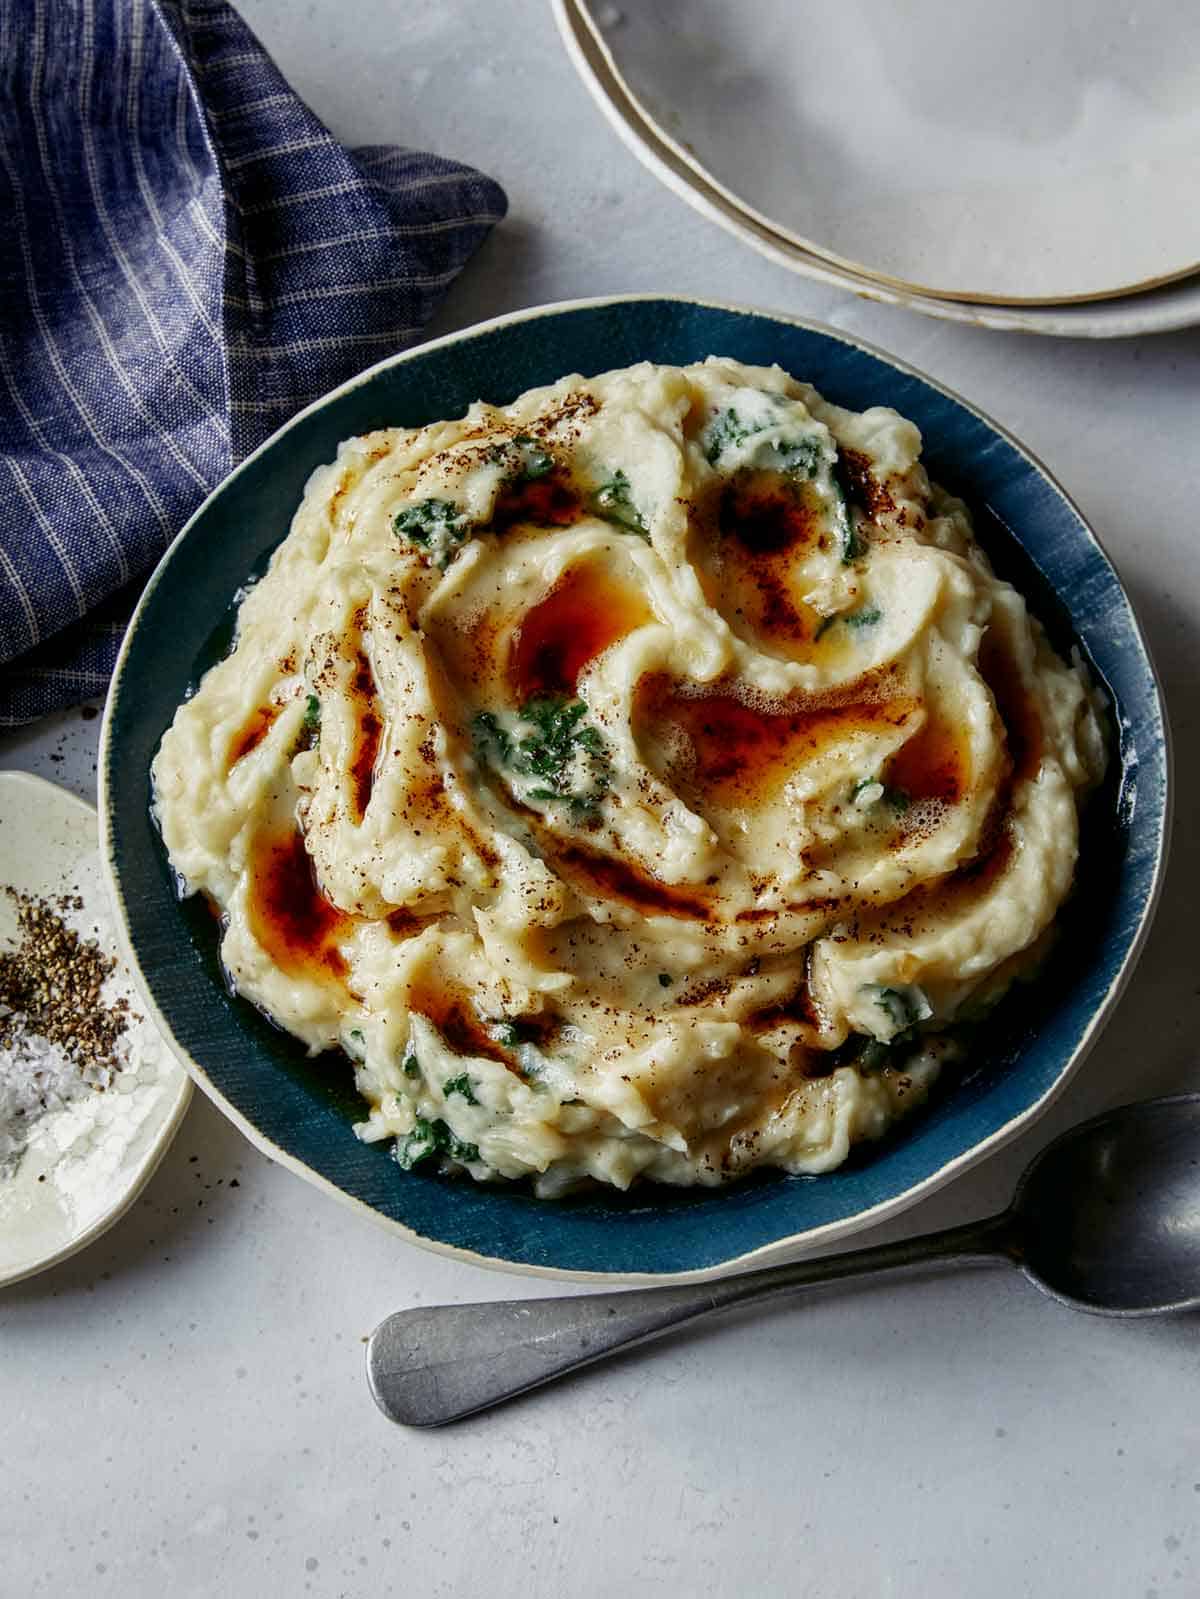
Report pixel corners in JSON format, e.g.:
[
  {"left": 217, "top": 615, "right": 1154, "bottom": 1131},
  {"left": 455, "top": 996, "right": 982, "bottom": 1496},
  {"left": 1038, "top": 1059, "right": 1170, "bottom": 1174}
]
[{"left": 555, "top": 0, "right": 1200, "bottom": 338}]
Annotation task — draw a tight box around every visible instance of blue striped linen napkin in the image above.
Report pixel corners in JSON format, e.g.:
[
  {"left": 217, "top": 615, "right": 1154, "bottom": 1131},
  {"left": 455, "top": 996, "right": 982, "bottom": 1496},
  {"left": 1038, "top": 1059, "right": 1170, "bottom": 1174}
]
[{"left": 0, "top": 0, "right": 507, "bottom": 726}]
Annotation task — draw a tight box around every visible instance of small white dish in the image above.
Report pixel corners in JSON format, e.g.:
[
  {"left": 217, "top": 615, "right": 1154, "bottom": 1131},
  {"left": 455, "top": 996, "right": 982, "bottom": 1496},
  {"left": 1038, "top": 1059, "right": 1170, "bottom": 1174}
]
[
  {"left": 0, "top": 771, "right": 191, "bottom": 1287},
  {"left": 577, "top": 0, "right": 1200, "bottom": 306},
  {"left": 557, "top": 0, "right": 1200, "bottom": 337}
]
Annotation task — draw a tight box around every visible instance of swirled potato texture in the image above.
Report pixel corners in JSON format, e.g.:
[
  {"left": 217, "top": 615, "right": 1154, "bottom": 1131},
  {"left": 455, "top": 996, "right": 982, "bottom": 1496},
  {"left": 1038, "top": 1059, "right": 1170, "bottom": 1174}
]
[{"left": 153, "top": 360, "right": 1106, "bottom": 1193}]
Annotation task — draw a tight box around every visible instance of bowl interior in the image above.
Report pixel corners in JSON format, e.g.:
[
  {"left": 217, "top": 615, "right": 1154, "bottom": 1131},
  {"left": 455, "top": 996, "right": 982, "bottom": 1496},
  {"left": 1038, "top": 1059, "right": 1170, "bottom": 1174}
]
[{"left": 103, "top": 298, "right": 1167, "bottom": 1277}]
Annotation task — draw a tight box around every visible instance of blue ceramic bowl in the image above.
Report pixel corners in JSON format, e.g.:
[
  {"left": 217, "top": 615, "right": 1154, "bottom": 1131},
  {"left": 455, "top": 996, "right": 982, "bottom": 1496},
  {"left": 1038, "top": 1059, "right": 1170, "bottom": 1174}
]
[{"left": 100, "top": 297, "right": 1169, "bottom": 1282}]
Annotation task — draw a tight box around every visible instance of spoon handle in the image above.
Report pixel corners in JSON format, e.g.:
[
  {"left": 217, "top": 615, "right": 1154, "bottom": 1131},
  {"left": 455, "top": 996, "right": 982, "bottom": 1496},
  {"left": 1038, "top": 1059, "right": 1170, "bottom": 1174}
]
[{"left": 367, "top": 1213, "right": 1013, "bottom": 1426}]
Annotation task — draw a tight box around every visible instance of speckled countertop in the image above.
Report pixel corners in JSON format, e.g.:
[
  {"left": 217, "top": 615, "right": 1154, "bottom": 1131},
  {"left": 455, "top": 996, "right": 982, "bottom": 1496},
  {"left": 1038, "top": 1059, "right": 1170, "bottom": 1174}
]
[{"left": 3, "top": 3, "right": 1200, "bottom": 1594}]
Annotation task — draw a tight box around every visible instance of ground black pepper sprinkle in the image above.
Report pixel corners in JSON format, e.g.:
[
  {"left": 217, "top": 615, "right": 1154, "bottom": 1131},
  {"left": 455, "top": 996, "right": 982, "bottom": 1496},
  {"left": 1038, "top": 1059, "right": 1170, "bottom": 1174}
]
[{"left": 0, "top": 889, "right": 131, "bottom": 1075}]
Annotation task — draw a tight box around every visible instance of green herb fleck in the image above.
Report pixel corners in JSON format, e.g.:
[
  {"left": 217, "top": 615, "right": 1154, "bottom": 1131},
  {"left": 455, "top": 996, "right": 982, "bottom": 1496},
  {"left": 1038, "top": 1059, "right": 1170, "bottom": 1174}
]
[
  {"left": 816, "top": 605, "right": 881, "bottom": 641},
  {"left": 773, "top": 434, "right": 822, "bottom": 477},
  {"left": 829, "top": 454, "right": 866, "bottom": 563},
  {"left": 494, "top": 1017, "right": 538, "bottom": 1049},
  {"left": 402, "top": 1051, "right": 421, "bottom": 1079},
  {"left": 834, "top": 484, "right": 862, "bottom": 562},
  {"left": 657, "top": 973, "right": 673, "bottom": 988},
  {"left": 394, "top": 1117, "right": 480, "bottom": 1171},
  {"left": 472, "top": 709, "right": 512, "bottom": 767},
  {"left": 872, "top": 985, "right": 931, "bottom": 1032},
  {"left": 293, "top": 693, "right": 321, "bottom": 753},
  {"left": 844, "top": 605, "right": 882, "bottom": 630},
  {"left": 434, "top": 1123, "right": 478, "bottom": 1165},
  {"left": 393, "top": 498, "right": 472, "bottom": 568},
  {"left": 510, "top": 434, "right": 556, "bottom": 481},
  {"left": 703, "top": 407, "right": 760, "bottom": 465},
  {"left": 851, "top": 776, "right": 910, "bottom": 812},
  {"left": 704, "top": 406, "right": 824, "bottom": 479},
  {"left": 474, "top": 696, "right": 611, "bottom": 819},
  {"left": 442, "top": 1073, "right": 479, "bottom": 1106},
  {"left": 394, "top": 1118, "right": 437, "bottom": 1170},
  {"left": 588, "top": 469, "right": 648, "bottom": 537},
  {"left": 492, "top": 1017, "right": 546, "bottom": 1079},
  {"left": 828, "top": 1029, "right": 915, "bottom": 1073}
]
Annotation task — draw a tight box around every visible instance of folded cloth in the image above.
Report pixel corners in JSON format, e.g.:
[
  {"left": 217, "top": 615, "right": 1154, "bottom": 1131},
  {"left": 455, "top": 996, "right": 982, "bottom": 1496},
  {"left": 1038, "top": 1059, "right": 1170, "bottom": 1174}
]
[{"left": 0, "top": 0, "right": 506, "bottom": 726}]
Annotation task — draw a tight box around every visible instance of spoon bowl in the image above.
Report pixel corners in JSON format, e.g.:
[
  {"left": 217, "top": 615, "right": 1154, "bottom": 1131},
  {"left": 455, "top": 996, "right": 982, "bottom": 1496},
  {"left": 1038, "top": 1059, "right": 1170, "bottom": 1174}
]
[
  {"left": 368, "top": 1094, "right": 1200, "bottom": 1425},
  {"left": 1014, "top": 1094, "right": 1200, "bottom": 1315}
]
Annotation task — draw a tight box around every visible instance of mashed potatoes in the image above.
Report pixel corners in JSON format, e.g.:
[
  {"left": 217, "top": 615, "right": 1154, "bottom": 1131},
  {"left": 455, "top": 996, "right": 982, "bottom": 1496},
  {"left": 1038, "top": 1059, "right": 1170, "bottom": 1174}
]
[{"left": 152, "top": 359, "right": 1106, "bottom": 1193}]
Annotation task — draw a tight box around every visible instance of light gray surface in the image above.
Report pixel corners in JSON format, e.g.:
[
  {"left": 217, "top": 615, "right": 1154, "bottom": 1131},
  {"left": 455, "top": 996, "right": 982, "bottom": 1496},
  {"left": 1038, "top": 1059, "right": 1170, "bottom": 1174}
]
[{"left": 2, "top": 2, "right": 1199, "bottom": 1594}]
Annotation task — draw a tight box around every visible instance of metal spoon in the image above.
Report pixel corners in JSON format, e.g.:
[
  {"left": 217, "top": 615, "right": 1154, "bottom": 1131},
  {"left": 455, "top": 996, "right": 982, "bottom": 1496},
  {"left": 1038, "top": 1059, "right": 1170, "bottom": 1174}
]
[{"left": 367, "top": 1093, "right": 1200, "bottom": 1427}]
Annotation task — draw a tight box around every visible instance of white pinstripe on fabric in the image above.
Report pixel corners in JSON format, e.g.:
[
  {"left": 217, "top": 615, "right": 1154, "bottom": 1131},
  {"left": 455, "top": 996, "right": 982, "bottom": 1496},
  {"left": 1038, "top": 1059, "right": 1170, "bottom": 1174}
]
[
  {"left": 364, "top": 168, "right": 501, "bottom": 197},
  {"left": 0, "top": 140, "right": 145, "bottom": 588},
  {"left": 223, "top": 134, "right": 332, "bottom": 170},
  {"left": 206, "top": 90, "right": 298, "bottom": 122},
  {"left": 2, "top": 454, "right": 86, "bottom": 612},
  {"left": 226, "top": 329, "right": 425, "bottom": 354},
  {"left": 223, "top": 277, "right": 463, "bottom": 310},
  {"left": 78, "top": 0, "right": 229, "bottom": 431},
  {"left": 0, "top": 0, "right": 506, "bottom": 723},
  {"left": 122, "top": 0, "right": 230, "bottom": 354},
  {"left": 0, "top": 333, "right": 125, "bottom": 599},
  {"left": 0, "top": 468, "right": 47, "bottom": 650},
  {"left": 21, "top": 6, "right": 209, "bottom": 503}
]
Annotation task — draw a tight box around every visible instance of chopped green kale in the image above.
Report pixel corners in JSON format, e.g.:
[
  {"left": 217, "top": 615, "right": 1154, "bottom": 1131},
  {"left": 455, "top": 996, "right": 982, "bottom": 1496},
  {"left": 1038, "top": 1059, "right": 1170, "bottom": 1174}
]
[
  {"left": 473, "top": 696, "right": 612, "bottom": 820},
  {"left": 815, "top": 605, "right": 882, "bottom": 641},
  {"left": 510, "top": 434, "right": 556, "bottom": 481},
  {"left": 834, "top": 483, "right": 863, "bottom": 563},
  {"left": 490, "top": 434, "right": 557, "bottom": 481},
  {"left": 871, "top": 985, "right": 932, "bottom": 1032},
  {"left": 827, "top": 1024, "right": 925, "bottom": 1072},
  {"left": 831, "top": 1033, "right": 904, "bottom": 1072},
  {"left": 772, "top": 434, "right": 823, "bottom": 478},
  {"left": 293, "top": 692, "right": 321, "bottom": 753},
  {"left": 519, "top": 698, "right": 610, "bottom": 811},
  {"left": 844, "top": 605, "right": 882, "bottom": 629},
  {"left": 394, "top": 1116, "right": 480, "bottom": 1171},
  {"left": 704, "top": 404, "right": 860, "bottom": 560},
  {"left": 829, "top": 454, "right": 867, "bottom": 563},
  {"left": 588, "top": 469, "right": 648, "bottom": 537},
  {"left": 393, "top": 497, "right": 472, "bottom": 568},
  {"left": 702, "top": 407, "right": 759, "bottom": 465},
  {"left": 703, "top": 406, "right": 822, "bottom": 478},
  {"left": 442, "top": 1073, "right": 480, "bottom": 1106}
]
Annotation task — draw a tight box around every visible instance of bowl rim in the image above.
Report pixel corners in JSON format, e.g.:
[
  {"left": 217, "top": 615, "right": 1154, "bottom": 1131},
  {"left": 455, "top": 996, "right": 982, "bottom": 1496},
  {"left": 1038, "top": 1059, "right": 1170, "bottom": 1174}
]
[{"left": 99, "top": 293, "right": 1172, "bottom": 1284}]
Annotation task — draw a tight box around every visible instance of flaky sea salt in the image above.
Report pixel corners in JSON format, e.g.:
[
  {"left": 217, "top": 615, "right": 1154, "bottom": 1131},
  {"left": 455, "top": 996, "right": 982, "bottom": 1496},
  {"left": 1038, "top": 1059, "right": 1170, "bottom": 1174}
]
[{"left": 0, "top": 890, "right": 134, "bottom": 1174}]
